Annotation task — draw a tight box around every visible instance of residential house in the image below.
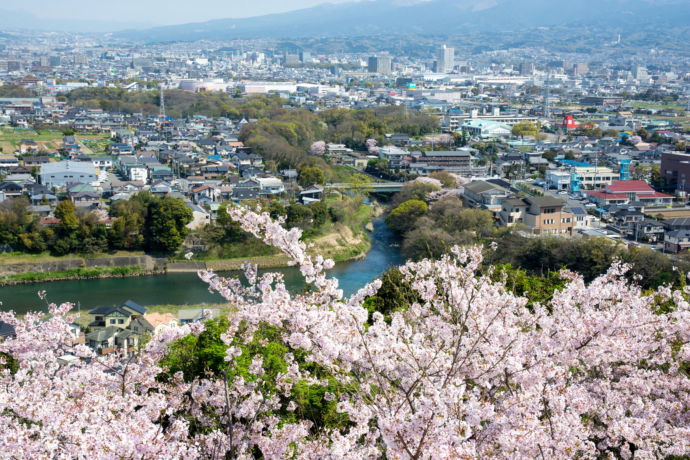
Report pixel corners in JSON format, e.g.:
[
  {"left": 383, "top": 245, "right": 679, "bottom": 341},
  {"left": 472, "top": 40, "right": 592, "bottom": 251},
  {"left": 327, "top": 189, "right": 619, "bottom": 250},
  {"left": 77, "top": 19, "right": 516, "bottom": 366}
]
[
  {"left": 190, "top": 185, "right": 219, "bottom": 204},
  {"left": 0, "top": 181, "right": 24, "bottom": 197},
  {"left": 300, "top": 185, "right": 324, "bottom": 204},
  {"left": 462, "top": 180, "right": 511, "bottom": 212},
  {"left": 86, "top": 327, "right": 139, "bottom": 355},
  {"left": 178, "top": 308, "right": 220, "bottom": 324},
  {"left": 499, "top": 196, "right": 574, "bottom": 236},
  {"left": 664, "top": 230, "right": 690, "bottom": 253},
  {"left": 256, "top": 175, "right": 285, "bottom": 195},
  {"left": 21, "top": 156, "right": 51, "bottom": 168},
  {"left": 18, "top": 139, "right": 38, "bottom": 154},
  {"left": 88, "top": 300, "right": 147, "bottom": 329},
  {"left": 0, "top": 155, "right": 19, "bottom": 171},
  {"left": 632, "top": 220, "right": 665, "bottom": 243}
]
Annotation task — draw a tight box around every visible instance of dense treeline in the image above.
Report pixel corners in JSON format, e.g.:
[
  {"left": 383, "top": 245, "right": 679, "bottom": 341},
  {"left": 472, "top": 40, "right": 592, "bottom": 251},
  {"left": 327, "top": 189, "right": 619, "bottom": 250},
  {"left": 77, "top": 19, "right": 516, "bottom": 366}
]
[
  {"left": 0, "top": 193, "right": 192, "bottom": 256},
  {"left": 0, "top": 84, "right": 36, "bottom": 98},
  {"left": 195, "top": 196, "right": 365, "bottom": 259},
  {"left": 485, "top": 233, "right": 689, "bottom": 290},
  {"left": 240, "top": 105, "right": 439, "bottom": 168},
  {"left": 65, "top": 88, "right": 285, "bottom": 119},
  {"left": 385, "top": 180, "right": 496, "bottom": 261}
]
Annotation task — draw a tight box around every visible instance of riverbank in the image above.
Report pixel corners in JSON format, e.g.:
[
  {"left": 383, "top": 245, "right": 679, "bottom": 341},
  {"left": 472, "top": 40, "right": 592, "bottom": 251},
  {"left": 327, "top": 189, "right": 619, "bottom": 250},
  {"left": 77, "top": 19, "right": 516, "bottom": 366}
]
[
  {"left": 0, "top": 265, "right": 164, "bottom": 286},
  {"left": 0, "top": 203, "right": 385, "bottom": 281},
  {"left": 170, "top": 202, "right": 384, "bottom": 272}
]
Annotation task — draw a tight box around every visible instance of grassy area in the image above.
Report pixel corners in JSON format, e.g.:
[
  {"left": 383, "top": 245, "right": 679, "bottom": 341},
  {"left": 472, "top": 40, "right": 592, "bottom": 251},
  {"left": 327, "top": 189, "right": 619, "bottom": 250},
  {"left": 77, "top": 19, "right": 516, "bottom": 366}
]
[
  {"left": 309, "top": 200, "right": 380, "bottom": 261},
  {"left": 629, "top": 100, "right": 685, "bottom": 111},
  {"left": 0, "top": 265, "right": 144, "bottom": 285},
  {"left": 205, "top": 254, "right": 290, "bottom": 270},
  {"left": 0, "top": 250, "right": 146, "bottom": 265},
  {"left": 0, "top": 127, "right": 110, "bottom": 153},
  {"left": 329, "top": 164, "right": 372, "bottom": 184}
]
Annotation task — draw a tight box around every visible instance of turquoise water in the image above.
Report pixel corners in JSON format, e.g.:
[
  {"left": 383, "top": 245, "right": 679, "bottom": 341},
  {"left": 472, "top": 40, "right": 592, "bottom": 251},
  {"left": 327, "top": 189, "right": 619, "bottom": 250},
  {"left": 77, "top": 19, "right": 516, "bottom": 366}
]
[{"left": 0, "top": 219, "right": 404, "bottom": 315}]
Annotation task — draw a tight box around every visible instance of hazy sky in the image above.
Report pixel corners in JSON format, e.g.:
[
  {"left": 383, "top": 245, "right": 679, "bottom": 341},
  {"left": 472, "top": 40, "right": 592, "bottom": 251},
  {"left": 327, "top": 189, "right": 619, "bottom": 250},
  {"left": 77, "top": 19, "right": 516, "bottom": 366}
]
[{"left": 6, "top": 0, "right": 355, "bottom": 26}]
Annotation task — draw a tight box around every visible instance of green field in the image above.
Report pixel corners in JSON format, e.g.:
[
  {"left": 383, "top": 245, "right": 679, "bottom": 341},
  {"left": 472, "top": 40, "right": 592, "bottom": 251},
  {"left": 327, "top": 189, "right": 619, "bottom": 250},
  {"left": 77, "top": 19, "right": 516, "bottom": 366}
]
[
  {"left": 0, "top": 127, "right": 110, "bottom": 154},
  {"left": 629, "top": 100, "right": 686, "bottom": 111}
]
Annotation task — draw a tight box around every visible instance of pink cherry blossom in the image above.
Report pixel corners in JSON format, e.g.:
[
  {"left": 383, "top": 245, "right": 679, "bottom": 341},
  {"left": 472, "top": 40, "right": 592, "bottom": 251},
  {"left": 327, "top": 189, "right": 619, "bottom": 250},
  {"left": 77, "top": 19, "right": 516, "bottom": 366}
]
[{"left": 0, "top": 205, "right": 688, "bottom": 459}]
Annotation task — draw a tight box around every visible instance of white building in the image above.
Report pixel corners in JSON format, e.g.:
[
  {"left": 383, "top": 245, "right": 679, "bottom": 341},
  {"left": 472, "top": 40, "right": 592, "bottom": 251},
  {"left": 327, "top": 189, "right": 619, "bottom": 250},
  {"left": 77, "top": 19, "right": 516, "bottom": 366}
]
[
  {"left": 573, "top": 166, "right": 616, "bottom": 189},
  {"left": 128, "top": 166, "right": 148, "bottom": 183},
  {"left": 545, "top": 170, "right": 572, "bottom": 190}
]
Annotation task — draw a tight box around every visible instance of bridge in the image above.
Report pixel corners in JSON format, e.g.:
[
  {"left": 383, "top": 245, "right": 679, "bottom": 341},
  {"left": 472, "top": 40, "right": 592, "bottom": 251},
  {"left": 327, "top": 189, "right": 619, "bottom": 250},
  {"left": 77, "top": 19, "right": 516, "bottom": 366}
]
[{"left": 325, "top": 182, "right": 404, "bottom": 193}]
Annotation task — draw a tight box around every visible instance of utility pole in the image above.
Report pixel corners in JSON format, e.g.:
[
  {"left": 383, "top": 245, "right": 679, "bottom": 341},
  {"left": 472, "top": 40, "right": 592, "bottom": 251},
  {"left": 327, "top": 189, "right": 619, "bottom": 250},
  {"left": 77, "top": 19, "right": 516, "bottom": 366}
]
[{"left": 543, "top": 73, "right": 551, "bottom": 119}]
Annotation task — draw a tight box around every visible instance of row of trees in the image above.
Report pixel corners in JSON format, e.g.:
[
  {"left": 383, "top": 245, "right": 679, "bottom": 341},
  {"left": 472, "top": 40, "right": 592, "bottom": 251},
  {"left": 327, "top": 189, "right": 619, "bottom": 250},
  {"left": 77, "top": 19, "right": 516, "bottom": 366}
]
[
  {"left": 65, "top": 88, "right": 285, "bottom": 120},
  {"left": 0, "top": 193, "right": 192, "bottom": 256}
]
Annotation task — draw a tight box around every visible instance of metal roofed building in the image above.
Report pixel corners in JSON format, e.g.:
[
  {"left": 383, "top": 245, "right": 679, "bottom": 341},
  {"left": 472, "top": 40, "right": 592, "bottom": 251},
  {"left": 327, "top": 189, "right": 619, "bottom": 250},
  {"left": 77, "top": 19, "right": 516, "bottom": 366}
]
[
  {"left": 40, "top": 160, "right": 97, "bottom": 187},
  {"left": 460, "top": 119, "right": 512, "bottom": 139}
]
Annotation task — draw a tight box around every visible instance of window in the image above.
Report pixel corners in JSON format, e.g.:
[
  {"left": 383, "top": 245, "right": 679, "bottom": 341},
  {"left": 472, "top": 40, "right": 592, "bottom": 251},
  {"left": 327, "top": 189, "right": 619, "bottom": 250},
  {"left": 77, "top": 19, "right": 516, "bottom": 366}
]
[
  {"left": 543, "top": 219, "right": 555, "bottom": 225},
  {"left": 543, "top": 208, "right": 556, "bottom": 214},
  {"left": 561, "top": 218, "right": 571, "bottom": 223},
  {"left": 118, "top": 319, "right": 124, "bottom": 324},
  {"left": 110, "top": 319, "right": 115, "bottom": 324}
]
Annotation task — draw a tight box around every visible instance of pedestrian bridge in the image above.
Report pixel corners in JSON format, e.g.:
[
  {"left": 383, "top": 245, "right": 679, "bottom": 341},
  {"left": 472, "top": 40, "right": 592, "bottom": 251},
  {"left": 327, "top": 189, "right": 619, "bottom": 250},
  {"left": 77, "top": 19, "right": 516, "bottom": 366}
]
[{"left": 325, "top": 182, "right": 404, "bottom": 193}]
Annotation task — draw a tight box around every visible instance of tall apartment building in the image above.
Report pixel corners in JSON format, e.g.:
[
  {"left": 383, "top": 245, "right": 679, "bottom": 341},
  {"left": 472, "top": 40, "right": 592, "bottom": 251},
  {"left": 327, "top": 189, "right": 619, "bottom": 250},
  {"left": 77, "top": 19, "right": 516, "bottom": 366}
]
[
  {"left": 437, "top": 45, "right": 454, "bottom": 73},
  {"left": 661, "top": 151, "right": 690, "bottom": 193},
  {"left": 367, "top": 56, "right": 392, "bottom": 74}
]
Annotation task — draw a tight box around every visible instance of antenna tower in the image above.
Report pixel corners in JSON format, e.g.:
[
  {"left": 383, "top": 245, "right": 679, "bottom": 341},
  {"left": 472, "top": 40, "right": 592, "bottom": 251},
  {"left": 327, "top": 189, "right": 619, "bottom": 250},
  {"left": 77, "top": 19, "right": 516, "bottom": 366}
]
[
  {"left": 159, "top": 84, "right": 166, "bottom": 119},
  {"left": 544, "top": 74, "right": 551, "bottom": 119}
]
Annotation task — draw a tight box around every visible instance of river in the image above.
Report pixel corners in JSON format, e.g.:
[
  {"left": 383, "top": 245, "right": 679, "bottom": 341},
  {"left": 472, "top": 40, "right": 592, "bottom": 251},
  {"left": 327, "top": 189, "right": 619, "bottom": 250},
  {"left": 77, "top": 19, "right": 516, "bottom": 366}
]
[{"left": 0, "top": 218, "right": 405, "bottom": 315}]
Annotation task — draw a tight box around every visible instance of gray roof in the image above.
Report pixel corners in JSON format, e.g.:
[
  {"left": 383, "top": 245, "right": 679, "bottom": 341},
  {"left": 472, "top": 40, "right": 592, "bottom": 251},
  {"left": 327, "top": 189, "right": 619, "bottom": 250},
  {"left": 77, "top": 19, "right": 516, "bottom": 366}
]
[
  {"left": 665, "top": 217, "right": 690, "bottom": 227},
  {"left": 0, "top": 321, "right": 15, "bottom": 338},
  {"left": 41, "top": 160, "right": 96, "bottom": 175},
  {"left": 464, "top": 180, "right": 506, "bottom": 194},
  {"left": 526, "top": 196, "right": 565, "bottom": 208},
  {"left": 421, "top": 150, "right": 471, "bottom": 157}
]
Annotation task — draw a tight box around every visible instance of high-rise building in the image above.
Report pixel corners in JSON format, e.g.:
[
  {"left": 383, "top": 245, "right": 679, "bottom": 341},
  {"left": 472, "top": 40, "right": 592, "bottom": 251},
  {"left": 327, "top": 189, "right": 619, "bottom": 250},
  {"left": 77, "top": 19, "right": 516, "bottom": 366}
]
[
  {"left": 519, "top": 62, "right": 535, "bottom": 75},
  {"left": 368, "top": 56, "right": 392, "bottom": 74},
  {"left": 572, "top": 63, "right": 589, "bottom": 76},
  {"left": 299, "top": 51, "right": 311, "bottom": 63},
  {"left": 634, "top": 66, "right": 649, "bottom": 81},
  {"left": 437, "top": 45, "right": 454, "bottom": 73},
  {"left": 284, "top": 53, "right": 299, "bottom": 65}
]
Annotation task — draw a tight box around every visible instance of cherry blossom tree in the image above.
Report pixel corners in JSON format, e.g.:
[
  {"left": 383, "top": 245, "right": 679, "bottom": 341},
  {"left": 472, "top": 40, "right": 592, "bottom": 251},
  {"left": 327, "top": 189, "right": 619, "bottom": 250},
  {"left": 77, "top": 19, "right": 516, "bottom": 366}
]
[
  {"left": 309, "top": 140, "right": 326, "bottom": 156},
  {"left": 0, "top": 205, "right": 688, "bottom": 458},
  {"left": 366, "top": 138, "right": 380, "bottom": 154}
]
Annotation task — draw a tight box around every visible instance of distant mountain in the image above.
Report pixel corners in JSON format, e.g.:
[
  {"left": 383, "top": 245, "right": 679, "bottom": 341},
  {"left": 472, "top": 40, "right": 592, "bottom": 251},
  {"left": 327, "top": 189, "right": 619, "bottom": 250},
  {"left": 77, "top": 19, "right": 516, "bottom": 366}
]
[
  {"left": 0, "top": 9, "right": 155, "bottom": 33},
  {"left": 116, "top": 0, "right": 690, "bottom": 42}
]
